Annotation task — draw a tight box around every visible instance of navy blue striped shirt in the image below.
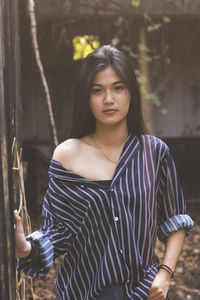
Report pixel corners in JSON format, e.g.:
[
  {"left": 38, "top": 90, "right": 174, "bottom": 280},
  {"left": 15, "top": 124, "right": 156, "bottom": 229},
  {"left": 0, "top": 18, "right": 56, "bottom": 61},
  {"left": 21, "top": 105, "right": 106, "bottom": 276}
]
[{"left": 19, "top": 134, "right": 194, "bottom": 299}]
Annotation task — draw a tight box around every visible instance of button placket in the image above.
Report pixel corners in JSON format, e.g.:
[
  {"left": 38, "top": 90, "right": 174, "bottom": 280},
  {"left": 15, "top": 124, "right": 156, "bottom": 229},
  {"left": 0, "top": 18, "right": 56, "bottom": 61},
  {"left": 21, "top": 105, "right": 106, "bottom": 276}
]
[
  {"left": 109, "top": 185, "right": 129, "bottom": 281},
  {"left": 109, "top": 188, "right": 124, "bottom": 257},
  {"left": 110, "top": 187, "right": 119, "bottom": 223}
]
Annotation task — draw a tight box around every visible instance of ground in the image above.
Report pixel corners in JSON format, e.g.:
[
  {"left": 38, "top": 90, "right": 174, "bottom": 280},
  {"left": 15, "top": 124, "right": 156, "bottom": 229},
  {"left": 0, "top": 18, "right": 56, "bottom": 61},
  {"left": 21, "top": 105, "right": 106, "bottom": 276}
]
[{"left": 23, "top": 201, "right": 200, "bottom": 300}]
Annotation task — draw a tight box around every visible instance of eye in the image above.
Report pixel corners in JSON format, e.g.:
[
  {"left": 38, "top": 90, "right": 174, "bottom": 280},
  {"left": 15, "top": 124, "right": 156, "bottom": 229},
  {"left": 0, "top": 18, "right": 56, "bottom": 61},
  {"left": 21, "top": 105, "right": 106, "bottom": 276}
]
[
  {"left": 114, "top": 85, "right": 124, "bottom": 92},
  {"left": 92, "top": 88, "right": 102, "bottom": 95}
]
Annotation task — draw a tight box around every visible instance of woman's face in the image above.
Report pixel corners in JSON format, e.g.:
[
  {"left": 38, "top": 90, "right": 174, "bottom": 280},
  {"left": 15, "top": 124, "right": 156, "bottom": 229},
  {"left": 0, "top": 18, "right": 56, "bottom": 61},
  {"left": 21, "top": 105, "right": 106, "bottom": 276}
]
[{"left": 89, "top": 67, "right": 131, "bottom": 128}]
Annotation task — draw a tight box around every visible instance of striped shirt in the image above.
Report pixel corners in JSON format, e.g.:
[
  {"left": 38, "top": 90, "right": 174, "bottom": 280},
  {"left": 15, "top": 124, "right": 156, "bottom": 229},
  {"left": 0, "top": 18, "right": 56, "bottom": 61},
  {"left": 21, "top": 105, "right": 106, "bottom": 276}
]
[{"left": 18, "top": 134, "right": 194, "bottom": 300}]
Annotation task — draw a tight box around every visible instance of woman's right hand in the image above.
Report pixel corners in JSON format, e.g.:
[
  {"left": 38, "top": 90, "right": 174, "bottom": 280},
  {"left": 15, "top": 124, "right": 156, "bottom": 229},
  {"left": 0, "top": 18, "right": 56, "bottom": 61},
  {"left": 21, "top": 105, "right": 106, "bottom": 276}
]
[{"left": 14, "top": 210, "right": 32, "bottom": 258}]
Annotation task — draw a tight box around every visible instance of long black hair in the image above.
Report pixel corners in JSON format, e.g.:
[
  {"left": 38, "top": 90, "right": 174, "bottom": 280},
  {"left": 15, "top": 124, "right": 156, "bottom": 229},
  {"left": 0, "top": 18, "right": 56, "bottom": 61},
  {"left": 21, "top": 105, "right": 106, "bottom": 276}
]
[{"left": 70, "top": 45, "right": 148, "bottom": 138}]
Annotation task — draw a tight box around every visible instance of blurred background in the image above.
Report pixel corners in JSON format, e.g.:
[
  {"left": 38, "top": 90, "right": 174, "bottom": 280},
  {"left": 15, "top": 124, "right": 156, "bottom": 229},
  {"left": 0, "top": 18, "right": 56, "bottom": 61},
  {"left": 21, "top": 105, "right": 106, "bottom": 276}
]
[
  {"left": 18, "top": 0, "right": 200, "bottom": 213},
  {"left": 0, "top": 0, "right": 199, "bottom": 299}
]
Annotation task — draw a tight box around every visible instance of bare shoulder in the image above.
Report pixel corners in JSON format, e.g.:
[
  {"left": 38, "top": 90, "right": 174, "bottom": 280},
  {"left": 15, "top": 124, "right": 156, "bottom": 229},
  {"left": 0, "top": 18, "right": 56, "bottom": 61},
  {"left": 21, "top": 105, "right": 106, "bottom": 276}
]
[{"left": 52, "top": 138, "right": 82, "bottom": 165}]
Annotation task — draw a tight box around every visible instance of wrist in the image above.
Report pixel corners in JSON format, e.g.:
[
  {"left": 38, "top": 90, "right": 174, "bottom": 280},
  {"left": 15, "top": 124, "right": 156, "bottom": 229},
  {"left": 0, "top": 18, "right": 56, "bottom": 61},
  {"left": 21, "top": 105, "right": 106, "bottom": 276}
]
[
  {"left": 160, "top": 264, "right": 175, "bottom": 278},
  {"left": 158, "top": 268, "right": 172, "bottom": 281},
  {"left": 20, "top": 241, "right": 32, "bottom": 258}
]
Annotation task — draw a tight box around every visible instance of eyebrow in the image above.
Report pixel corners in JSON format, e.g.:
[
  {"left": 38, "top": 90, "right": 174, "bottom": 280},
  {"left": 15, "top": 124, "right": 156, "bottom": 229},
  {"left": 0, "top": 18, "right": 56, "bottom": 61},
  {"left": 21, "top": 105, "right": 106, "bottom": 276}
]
[{"left": 92, "top": 80, "right": 124, "bottom": 86}]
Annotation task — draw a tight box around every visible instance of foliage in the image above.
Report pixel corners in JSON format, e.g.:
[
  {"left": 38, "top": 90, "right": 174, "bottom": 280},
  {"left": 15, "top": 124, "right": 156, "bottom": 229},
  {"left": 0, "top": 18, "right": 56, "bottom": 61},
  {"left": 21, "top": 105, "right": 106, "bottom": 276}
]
[
  {"left": 131, "top": 0, "right": 141, "bottom": 7},
  {"left": 122, "top": 42, "right": 168, "bottom": 115},
  {"left": 165, "top": 0, "right": 180, "bottom": 6},
  {"left": 72, "top": 35, "right": 100, "bottom": 61},
  {"left": 162, "top": 16, "right": 171, "bottom": 23},
  {"left": 147, "top": 17, "right": 171, "bottom": 33},
  {"left": 134, "top": 69, "right": 168, "bottom": 114},
  {"left": 125, "top": 1, "right": 174, "bottom": 114},
  {"left": 147, "top": 23, "right": 162, "bottom": 32},
  {"left": 71, "top": 2, "right": 174, "bottom": 114},
  {"left": 131, "top": 0, "right": 180, "bottom": 8},
  {"left": 138, "top": 43, "right": 151, "bottom": 53}
]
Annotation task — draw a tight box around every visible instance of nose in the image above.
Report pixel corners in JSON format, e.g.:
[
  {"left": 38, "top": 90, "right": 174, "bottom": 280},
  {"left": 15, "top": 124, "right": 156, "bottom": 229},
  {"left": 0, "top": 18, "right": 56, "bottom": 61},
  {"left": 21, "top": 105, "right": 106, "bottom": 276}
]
[{"left": 104, "top": 90, "right": 114, "bottom": 104}]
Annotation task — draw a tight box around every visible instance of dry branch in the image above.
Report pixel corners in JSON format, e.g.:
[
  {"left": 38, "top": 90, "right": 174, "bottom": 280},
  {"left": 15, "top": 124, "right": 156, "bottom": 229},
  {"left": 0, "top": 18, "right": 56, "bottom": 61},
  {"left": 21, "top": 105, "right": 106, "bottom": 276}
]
[
  {"left": 27, "top": 0, "right": 58, "bottom": 147},
  {"left": 13, "top": 138, "right": 36, "bottom": 299}
]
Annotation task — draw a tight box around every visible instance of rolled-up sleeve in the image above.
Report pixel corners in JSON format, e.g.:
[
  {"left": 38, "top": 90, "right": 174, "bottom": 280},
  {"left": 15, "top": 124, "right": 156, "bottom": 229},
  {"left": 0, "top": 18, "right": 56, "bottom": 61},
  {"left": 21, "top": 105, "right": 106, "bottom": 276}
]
[
  {"left": 157, "top": 148, "right": 194, "bottom": 243},
  {"left": 18, "top": 231, "right": 54, "bottom": 279},
  {"left": 18, "top": 190, "right": 75, "bottom": 279}
]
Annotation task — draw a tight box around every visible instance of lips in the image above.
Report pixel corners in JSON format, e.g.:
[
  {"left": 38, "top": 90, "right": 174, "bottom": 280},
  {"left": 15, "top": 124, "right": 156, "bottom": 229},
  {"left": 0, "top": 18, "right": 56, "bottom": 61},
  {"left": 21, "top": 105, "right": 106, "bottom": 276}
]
[{"left": 103, "top": 109, "right": 117, "bottom": 114}]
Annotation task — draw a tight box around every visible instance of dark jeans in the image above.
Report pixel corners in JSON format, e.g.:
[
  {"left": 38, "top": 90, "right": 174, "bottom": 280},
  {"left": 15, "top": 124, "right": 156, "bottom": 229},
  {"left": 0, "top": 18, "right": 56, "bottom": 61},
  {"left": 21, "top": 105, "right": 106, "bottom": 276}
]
[
  {"left": 96, "top": 284, "right": 128, "bottom": 300},
  {"left": 96, "top": 284, "right": 170, "bottom": 300}
]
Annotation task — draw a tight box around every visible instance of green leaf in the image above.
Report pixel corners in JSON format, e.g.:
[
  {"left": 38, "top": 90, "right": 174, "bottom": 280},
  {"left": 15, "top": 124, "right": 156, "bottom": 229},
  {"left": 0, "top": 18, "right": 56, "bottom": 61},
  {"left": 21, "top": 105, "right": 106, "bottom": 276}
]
[
  {"left": 145, "top": 56, "right": 153, "bottom": 62},
  {"left": 165, "top": 0, "right": 180, "bottom": 6},
  {"left": 175, "top": 0, "right": 181, "bottom": 7},
  {"left": 135, "top": 69, "right": 140, "bottom": 76},
  {"left": 131, "top": 0, "right": 141, "bottom": 7},
  {"left": 161, "top": 108, "right": 168, "bottom": 115},
  {"left": 145, "top": 93, "right": 161, "bottom": 107},
  {"left": 138, "top": 43, "right": 151, "bottom": 52},
  {"left": 72, "top": 35, "right": 100, "bottom": 61},
  {"left": 130, "top": 52, "right": 139, "bottom": 58},
  {"left": 153, "top": 55, "right": 161, "bottom": 60},
  {"left": 137, "top": 75, "right": 147, "bottom": 85},
  {"left": 163, "top": 16, "right": 171, "bottom": 23},
  {"left": 135, "top": 69, "right": 147, "bottom": 84},
  {"left": 121, "top": 45, "right": 131, "bottom": 52},
  {"left": 121, "top": 45, "right": 139, "bottom": 60},
  {"left": 147, "top": 23, "right": 162, "bottom": 32}
]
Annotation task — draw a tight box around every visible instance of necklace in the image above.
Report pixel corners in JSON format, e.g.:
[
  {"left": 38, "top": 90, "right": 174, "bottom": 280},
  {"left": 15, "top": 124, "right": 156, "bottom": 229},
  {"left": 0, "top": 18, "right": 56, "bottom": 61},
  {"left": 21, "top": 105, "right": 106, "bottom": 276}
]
[{"left": 91, "top": 134, "right": 127, "bottom": 165}]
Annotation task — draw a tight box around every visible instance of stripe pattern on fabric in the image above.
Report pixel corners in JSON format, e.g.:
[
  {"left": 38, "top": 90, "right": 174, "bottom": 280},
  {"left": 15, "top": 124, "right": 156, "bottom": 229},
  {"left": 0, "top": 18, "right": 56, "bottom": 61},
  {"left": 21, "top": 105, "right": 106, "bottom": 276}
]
[{"left": 18, "top": 134, "right": 194, "bottom": 300}]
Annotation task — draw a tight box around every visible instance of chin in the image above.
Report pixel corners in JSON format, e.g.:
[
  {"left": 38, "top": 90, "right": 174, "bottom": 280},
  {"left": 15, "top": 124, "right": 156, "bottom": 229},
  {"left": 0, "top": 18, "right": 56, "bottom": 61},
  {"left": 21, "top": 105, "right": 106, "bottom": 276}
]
[{"left": 98, "top": 119, "right": 127, "bottom": 127}]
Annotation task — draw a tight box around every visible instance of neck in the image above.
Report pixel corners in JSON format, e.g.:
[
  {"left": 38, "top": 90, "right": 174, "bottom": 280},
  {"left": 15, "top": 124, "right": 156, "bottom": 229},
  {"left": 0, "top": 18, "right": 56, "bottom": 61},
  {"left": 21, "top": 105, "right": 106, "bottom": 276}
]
[{"left": 93, "top": 123, "right": 129, "bottom": 147}]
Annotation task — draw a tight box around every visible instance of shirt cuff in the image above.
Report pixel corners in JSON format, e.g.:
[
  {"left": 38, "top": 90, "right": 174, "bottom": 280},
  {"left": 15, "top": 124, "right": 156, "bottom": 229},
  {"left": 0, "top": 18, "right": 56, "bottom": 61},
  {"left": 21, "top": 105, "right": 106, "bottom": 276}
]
[
  {"left": 18, "top": 231, "right": 54, "bottom": 279},
  {"left": 158, "top": 214, "right": 194, "bottom": 243}
]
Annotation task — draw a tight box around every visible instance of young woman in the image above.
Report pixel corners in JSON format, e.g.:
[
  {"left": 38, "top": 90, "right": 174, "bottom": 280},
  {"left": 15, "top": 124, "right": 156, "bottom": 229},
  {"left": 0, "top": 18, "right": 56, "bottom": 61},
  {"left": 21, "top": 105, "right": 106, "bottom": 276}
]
[{"left": 15, "top": 45, "right": 194, "bottom": 300}]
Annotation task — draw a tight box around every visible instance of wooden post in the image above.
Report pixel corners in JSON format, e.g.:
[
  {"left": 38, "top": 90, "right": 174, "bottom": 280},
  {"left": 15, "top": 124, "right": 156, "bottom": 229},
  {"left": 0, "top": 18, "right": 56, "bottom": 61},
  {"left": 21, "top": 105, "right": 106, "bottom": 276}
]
[{"left": 0, "top": 0, "right": 21, "bottom": 298}]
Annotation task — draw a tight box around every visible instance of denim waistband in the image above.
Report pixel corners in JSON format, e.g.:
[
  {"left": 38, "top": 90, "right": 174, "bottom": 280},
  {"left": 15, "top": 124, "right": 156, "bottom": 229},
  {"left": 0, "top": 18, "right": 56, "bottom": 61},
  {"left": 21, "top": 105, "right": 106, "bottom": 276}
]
[
  {"left": 96, "top": 284, "right": 127, "bottom": 300},
  {"left": 96, "top": 284, "right": 170, "bottom": 300}
]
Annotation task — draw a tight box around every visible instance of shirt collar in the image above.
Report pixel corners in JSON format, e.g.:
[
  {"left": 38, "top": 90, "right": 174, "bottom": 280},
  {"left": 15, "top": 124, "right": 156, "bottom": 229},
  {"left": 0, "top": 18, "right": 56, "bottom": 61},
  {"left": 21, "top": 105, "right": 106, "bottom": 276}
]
[
  {"left": 111, "top": 134, "right": 141, "bottom": 187},
  {"left": 49, "top": 134, "right": 141, "bottom": 186}
]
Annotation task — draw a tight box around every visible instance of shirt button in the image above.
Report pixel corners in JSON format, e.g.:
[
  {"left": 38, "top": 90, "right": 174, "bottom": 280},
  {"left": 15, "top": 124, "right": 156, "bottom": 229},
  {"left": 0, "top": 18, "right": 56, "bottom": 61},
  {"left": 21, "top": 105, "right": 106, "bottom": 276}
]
[
  {"left": 114, "top": 216, "right": 119, "bottom": 222},
  {"left": 119, "top": 249, "right": 123, "bottom": 254},
  {"left": 110, "top": 188, "right": 114, "bottom": 191},
  {"left": 80, "top": 184, "right": 85, "bottom": 188}
]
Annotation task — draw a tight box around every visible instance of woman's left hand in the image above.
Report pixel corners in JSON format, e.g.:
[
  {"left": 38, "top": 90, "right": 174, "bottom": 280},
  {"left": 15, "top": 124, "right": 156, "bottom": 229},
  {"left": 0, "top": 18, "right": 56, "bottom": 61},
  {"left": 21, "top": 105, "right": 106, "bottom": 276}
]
[{"left": 147, "top": 269, "right": 171, "bottom": 300}]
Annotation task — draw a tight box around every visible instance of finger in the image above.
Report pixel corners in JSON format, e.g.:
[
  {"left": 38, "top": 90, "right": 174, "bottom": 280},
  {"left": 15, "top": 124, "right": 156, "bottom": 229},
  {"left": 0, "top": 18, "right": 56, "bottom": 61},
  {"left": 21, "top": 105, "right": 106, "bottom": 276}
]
[
  {"left": 149, "top": 286, "right": 158, "bottom": 296},
  {"left": 154, "top": 295, "right": 165, "bottom": 300},
  {"left": 148, "top": 295, "right": 162, "bottom": 300},
  {"left": 14, "top": 210, "right": 21, "bottom": 222},
  {"left": 14, "top": 210, "right": 22, "bottom": 226},
  {"left": 14, "top": 210, "right": 24, "bottom": 233},
  {"left": 148, "top": 288, "right": 162, "bottom": 298},
  {"left": 148, "top": 291, "right": 165, "bottom": 300}
]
